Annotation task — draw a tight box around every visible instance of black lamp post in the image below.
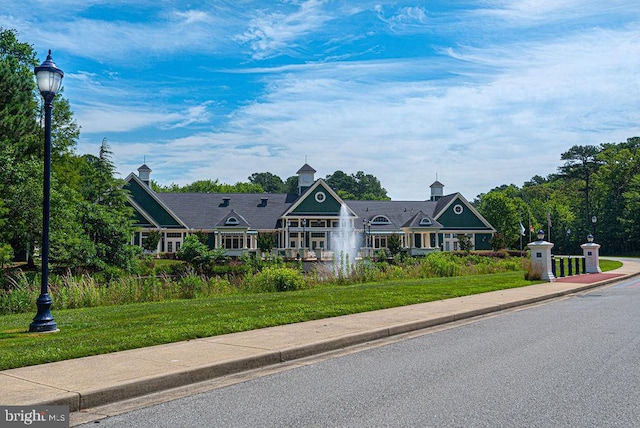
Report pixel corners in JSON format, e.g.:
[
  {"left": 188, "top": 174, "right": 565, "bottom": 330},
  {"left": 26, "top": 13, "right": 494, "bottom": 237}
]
[
  {"left": 566, "top": 228, "right": 571, "bottom": 255},
  {"left": 301, "top": 219, "right": 307, "bottom": 248},
  {"left": 362, "top": 218, "right": 367, "bottom": 246},
  {"left": 591, "top": 215, "right": 597, "bottom": 238},
  {"left": 29, "top": 50, "right": 63, "bottom": 333}
]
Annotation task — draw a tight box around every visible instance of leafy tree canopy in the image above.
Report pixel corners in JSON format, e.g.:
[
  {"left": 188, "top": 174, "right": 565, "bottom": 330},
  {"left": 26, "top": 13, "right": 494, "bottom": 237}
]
[
  {"left": 476, "top": 137, "right": 640, "bottom": 255},
  {"left": 158, "top": 169, "right": 390, "bottom": 200},
  {"left": 248, "top": 172, "right": 285, "bottom": 193},
  {"left": 153, "top": 179, "right": 263, "bottom": 193}
]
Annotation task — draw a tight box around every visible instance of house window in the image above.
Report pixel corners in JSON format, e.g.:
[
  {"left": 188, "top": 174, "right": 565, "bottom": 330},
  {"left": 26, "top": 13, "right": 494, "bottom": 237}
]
[
  {"left": 315, "top": 192, "right": 326, "bottom": 203},
  {"left": 223, "top": 235, "right": 244, "bottom": 249},
  {"left": 226, "top": 217, "right": 239, "bottom": 225},
  {"left": 453, "top": 204, "right": 464, "bottom": 215},
  {"left": 371, "top": 215, "right": 391, "bottom": 225},
  {"left": 167, "top": 242, "right": 173, "bottom": 252},
  {"left": 419, "top": 218, "right": 432, "bottom": 226}
]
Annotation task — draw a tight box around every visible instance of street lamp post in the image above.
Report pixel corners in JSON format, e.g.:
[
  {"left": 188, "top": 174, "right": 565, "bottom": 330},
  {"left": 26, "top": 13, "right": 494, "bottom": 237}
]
[
  {"left": 362, "top": 219, "right": 367, "bottom": 247},
  {"left": 566, "top": 228, "right": 571, "bottom": 255},
  {"left": 591, "top": 215, "right": 597, "bottom": 238},
  {"left": 30, "top": 50, "right": 63, "bottom": 333}
]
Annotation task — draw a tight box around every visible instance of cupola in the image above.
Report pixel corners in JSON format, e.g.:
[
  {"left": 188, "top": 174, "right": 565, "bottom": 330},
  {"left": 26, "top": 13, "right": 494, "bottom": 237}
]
[
  {"left": 138, "top": 164, "right": 152, "bottom": 187},
  {"left": 430, "top": 180, "right": 444, "bottom": 201},
  {"left": 297, "top": 163, "right": 316, "bottom": 195}
]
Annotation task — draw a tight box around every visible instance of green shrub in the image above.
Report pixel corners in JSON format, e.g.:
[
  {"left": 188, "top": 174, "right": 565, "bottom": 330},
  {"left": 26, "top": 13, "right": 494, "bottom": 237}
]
[
  {"left": 248, "top": 266, "right": 306, "bottom": 292},
  {"left": 178, "top": 275, "right": 206, "bottom": 299},
  {"left": 421, "top": 252, "right": 460, "bottom": 277},
  {"left": 375, "top": 249, "right": 390, "bottom": 263}
]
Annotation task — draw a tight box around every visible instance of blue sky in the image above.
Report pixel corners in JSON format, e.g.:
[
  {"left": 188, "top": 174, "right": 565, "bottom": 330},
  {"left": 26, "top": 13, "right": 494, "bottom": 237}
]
[{"left": 2, "top": 1, "right": 639, "bottom": 200}]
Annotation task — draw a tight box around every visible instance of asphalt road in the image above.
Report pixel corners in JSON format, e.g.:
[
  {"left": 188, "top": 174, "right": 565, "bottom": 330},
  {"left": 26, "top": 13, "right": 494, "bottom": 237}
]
[{"left": 80, "top": 278, "right": 640, "bottom": 427}]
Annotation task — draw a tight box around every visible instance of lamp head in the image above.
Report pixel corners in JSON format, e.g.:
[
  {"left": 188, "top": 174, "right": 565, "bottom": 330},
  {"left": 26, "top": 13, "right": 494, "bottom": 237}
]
[
  {"left": 536, "top": 229, "right": 545, "bottom": 241},
  {"left": 587, "top": 233, "right": 594, "bottom": 243},
  {"left": 34, "top": 50, "right": 64, "bottom": 97}
]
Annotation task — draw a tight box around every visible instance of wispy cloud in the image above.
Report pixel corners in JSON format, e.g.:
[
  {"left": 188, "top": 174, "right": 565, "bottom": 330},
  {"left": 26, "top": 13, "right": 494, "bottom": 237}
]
[
  {"left": 3, "top": 0, "right": 639, "bottom": 200},
  {"left": 235, "top": 0, "right": 336, "bottom": 59}
]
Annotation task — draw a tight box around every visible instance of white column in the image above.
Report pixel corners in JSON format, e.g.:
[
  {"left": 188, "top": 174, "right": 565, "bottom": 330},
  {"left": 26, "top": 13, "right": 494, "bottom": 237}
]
[
  {"left": 527, "top": 239, "right": 556, "bottom": 282},
  {"left": 581, "top": 242, "right": 602, "bottom": 273}
]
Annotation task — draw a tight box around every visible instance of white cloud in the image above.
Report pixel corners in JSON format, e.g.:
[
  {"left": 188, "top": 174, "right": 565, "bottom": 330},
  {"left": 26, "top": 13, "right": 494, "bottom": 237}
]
[
  {"left": 235, "top": 0, "right": 336, "bottom": 59},
  {"left": 125, "top": 22, "right": 640, "bottom": 199},
  {"left": 75, "top": 104, "right": 184, "bottom": 133},
  {"left": 5, "top": 0, "right": 639, "bottom": 201}
]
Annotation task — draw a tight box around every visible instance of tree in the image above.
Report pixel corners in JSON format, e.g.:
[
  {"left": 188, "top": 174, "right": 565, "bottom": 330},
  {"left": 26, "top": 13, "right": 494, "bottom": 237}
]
[
  {"left": 325, "top": 170, "right": 390, "bottom": 200},
  {"left": 458, "top": 234, "right": 473, "bottom": 253},
  {"left": 142, "top": 231, "right": 162, "bottom": 253},
  {"left": 591, "top": 138, "right": 640, "bottom": 253},
  {"left": 387, "top": 233, "right": 402, "bottom": 257},
  {"left": 257, "top": 233, "right": 275, "bottom": 254},
  {"left": 558, "top": 145, "right": 602, "bottom": 231},
  {"left": 154, "top": 179, "right": 263, "bottom": 193},
  {"left": 177, "top": 235, "right": 214, "bottom": 272},
  {"left": 0, "top": 28, "right": 40, "bottom": 264},
  {"left": 353, "top": 171, "right": 390, "bottom": 200},
  {"left": 248, "top": 172, "right": 285, "bottom": 193},
  {"left": 476, "top": 192, "right": 521, "bottom": 248},
  {"left": 325, "top": 171, "right": 355, "bottom": 197},
  {"left": 0, "top": 243, "right": 13, "bottom": 269}
]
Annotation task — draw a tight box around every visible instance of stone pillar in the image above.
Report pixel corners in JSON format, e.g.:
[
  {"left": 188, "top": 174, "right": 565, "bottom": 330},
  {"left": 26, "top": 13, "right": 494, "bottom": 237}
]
[
  {"left": 581, "top": 240, "right": 602, "bottom": 273},
  {"left": 528, "top": 238, "right": 556, "bottom": 282}
]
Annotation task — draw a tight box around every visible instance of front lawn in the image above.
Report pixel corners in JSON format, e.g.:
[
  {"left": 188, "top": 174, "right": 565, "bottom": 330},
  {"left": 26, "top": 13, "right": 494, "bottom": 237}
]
[{"left": 1, "top": 271, "right": 533, "bottom": 370}]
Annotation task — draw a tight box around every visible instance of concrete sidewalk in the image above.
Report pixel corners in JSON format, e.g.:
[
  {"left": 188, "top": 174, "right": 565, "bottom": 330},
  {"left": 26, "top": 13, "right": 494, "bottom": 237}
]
[{"left": 2, "top": 259, "right": 639, "bottom": 418}]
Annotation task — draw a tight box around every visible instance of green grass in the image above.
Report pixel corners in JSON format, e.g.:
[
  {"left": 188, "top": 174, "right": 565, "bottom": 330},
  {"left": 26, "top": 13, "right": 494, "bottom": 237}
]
[
  {"left": 1, "top": 271, "right": 533, "bottom": 370},
  {"left": 0, "top": 259, "right": 623, "bottom": 371},
  {"left": 552, "top": 258, "right": 622, "bottom": 275},
  {"left": 599, "top": 259, "right": 622, "bottom": 271}
]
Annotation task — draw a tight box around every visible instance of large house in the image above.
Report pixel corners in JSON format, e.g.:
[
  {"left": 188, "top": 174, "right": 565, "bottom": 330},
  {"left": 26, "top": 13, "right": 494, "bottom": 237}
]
[{"left": 124, "top": 164, "right": 495, "bottom": 259}]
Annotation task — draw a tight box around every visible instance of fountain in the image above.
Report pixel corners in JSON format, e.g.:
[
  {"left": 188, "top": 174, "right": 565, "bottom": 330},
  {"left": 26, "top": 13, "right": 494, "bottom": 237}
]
[{"left": 330, "top": 204, "right": 362, "bottom": 276}]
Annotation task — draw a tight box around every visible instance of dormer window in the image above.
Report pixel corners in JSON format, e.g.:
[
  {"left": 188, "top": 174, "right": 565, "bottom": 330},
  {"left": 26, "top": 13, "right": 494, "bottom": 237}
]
[
  {"left": 226, "top": 217, "right": 239, "bottom": 225},
  {"left": 419, "top": 217, "right": 432, "bottom": 226},
  {"left": 371, "top": 215, "right": 391, "bottom": 225}
]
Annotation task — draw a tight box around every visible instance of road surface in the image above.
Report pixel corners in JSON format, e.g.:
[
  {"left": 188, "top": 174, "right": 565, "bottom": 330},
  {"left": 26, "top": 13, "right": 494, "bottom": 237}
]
[{"left": 79, "top": 278, "right": 640, "bottom": 427}]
